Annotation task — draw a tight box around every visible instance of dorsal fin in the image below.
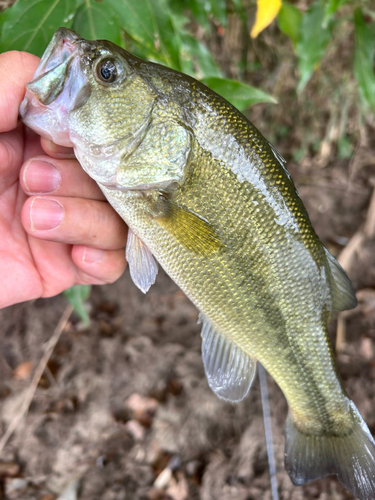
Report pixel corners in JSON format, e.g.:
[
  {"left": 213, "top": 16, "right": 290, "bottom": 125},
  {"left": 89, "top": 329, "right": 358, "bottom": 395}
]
[
  {"left": 126, "top": 228, "right": 158, "bottom": 293},
  {"left": 325, "top": 248, "right": 357, "bottom": 312},
  {"left": 199, "top": 314, "right": 257, "bottom": 402}
]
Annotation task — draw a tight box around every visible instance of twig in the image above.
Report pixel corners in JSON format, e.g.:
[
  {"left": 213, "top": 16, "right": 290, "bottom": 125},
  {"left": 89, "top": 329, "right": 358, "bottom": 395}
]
[
  {"left": 0, "top": 304, "right": 73, "bottom": 455},
  {"left": 335, "top": 312, "right": 349, "bottom": 353},
  {"left": 258, "top": 363, "right": 279, "bottom": 500},
  {"left": 337, "top": 231, "right": 364, "bottom": 273},
  {"left": 364, "top": 186, "right": 375, "bottom": 239}
]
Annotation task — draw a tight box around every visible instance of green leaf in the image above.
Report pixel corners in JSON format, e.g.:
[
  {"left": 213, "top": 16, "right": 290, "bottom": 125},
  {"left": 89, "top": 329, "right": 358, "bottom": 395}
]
[
  {"left": 183, "top": 0, "right": 227, "bottom": 30},
  {"left": 323, "top": 0, "right": 348, "bottom": 27},
  {"left": 200, "top": 77, "right": 277, "bottom": 111},
  {"left": 0, "top": 0, "right": 76, "bottom": 56},
  {"left": 64, "top": 285, "right": 92, "bottom": 325},
  {"left": 187, "top": 0, "right": 212, "bottom": 31},
  {"left": 277, "top": 2, "right": 302, "bottom": 45},
  {"left": 209, "top": 0, "right": 227, "bottom": 27},
  {"left": 180, "top": 33, "right": 222, "bottom": 79},
  {"left": 152, "top": 0, "right": 182, "bottom": 70},
  {"left": 72, "top": 0, "right": 122, "bottom": 45},
  {"left": 230, "top": 0, "right": 244, "bottom": 12},
  {"left": 106, "top": 0, "right": 182, "bottom": 70},
  {"left": 354, "top": 8, "right": 375, "bottom": 110},
  {"left": 296, "top": 0, "right": 332, "bottom": 92}
]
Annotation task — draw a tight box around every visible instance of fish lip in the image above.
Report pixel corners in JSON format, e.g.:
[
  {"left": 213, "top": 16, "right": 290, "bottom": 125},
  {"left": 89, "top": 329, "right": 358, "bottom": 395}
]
[
  {"left": 21, "top": 28, "right": 82, "bottom": 108},
  {"left": 35, "top": 28, "right": 81, "bottom": 79},
  {"left": 19, "top": 28, "right": 87, "bottom": 147}
]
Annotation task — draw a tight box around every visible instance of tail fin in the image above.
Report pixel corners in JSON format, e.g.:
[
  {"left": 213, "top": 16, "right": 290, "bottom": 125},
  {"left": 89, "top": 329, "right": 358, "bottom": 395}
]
[{"left": 285, "top": 401, "right": 375, "bottom": 500}]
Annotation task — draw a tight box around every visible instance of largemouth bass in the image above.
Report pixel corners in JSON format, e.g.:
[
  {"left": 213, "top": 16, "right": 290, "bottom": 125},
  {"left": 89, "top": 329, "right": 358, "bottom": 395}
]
[{"left": 20, "top": 28, "right": 375, "bottom": 499}]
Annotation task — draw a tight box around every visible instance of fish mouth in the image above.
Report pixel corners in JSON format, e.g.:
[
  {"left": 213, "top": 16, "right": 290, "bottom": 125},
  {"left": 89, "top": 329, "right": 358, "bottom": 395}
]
[
  {"left": 25, "top": 29, "right": 80, "bottom": 106},
  {"left": 19, "top": 28, "right": 89, "bottom": 147},
  {"left": 20, "top": 28, "right": 80, "bottom": 113},
  {"left": 35, "top": 28, "right": 80, "bottom": 80}
]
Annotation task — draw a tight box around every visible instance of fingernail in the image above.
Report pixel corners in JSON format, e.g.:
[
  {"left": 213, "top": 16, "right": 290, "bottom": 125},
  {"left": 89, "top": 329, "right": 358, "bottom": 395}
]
[
  {"left": 30, "top": 197, "right": 64, "bottom": 230},
  {"left": 82, "top": 247, "right": 105, "bottom": 263},
  {"left": 24, "top": 160, "right": 61, "bottom": 193}
]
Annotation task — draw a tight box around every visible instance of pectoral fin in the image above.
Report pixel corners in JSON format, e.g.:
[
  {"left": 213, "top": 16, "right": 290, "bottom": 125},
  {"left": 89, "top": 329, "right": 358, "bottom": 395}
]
[
  {"left": 199, "top": 314, "right": 256, "bottom": 402},
  {"left": 156, "top": 199, "right": 223, "bottom": 257},
  {"left": 126, "top": 228, "right": 158, "bottom": 293}
]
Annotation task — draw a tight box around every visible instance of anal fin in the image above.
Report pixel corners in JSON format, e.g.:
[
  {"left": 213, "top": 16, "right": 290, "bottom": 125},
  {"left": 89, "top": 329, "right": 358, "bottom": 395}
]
[
  {"left": 199, "top": 314, "right": 256, "bottom": 402},
  {"left": 126, "top": 228, "right": 158, "bottom": 293}
]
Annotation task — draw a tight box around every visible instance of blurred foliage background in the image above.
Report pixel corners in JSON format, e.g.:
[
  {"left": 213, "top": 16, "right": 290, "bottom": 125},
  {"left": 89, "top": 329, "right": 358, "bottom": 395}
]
[
  {"left": 0, "top": 0, "right": 374, "bottom": 161},
  {"left": 0, "top": 0, "right": 374, "bottom": 315}
]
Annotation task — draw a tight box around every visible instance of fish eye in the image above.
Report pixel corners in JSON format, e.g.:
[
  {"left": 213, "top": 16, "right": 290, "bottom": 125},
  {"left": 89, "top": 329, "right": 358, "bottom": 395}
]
[{"left": 96, "top": 58, "right": 118, "bottom": 84}]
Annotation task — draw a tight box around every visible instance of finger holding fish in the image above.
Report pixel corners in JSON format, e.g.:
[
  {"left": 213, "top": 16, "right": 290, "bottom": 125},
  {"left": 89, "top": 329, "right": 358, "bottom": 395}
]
[
  {"left": 21, "top": 155, "right": 106, "bottom": 200},
  {"left": 20, "top": 153, "right": 127, "bottom": 286},
  {"left": 21, "top": 194, "right": 127, "bottom": 249}
]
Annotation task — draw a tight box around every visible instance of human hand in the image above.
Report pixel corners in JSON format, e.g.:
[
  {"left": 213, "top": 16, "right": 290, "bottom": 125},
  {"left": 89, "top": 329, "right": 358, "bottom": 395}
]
[{"left": 0, "top": 51, "right": 128, "bottom": 309}]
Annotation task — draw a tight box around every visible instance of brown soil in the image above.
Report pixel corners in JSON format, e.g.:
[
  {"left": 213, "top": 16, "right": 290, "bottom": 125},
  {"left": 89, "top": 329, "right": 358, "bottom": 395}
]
[{"left": 1, "top": 7, "right": 375, "bottom": 500}]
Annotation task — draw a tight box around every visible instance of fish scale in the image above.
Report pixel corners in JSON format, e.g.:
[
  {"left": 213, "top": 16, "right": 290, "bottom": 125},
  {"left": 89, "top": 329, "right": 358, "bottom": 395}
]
[{"left": 20, "top": 28, "right": 375, "bottom": 499}]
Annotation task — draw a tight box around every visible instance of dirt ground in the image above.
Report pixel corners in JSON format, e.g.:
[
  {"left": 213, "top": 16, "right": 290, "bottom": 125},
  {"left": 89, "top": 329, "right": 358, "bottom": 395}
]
[{"left": 1, "top": 7, "right": 375, "bottom": 500}]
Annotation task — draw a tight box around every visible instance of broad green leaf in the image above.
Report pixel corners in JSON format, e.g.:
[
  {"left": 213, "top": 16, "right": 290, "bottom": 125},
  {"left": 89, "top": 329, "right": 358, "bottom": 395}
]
[
  {"left": 200, "top": 77, "right": 277, "bottom": 111},
  {"left": 187, "top": 0, "right": 212, "bottom": 31},
  {"left": 209, "top": 0, "right": 227, "bottom": 27},
  {"left": 106, "top": 0, "right": 182, "bottom": 70},
  {"left": 0, "top": 0, "right": 76, "bottom": 56},
  {"left": 251, "top": 0, "right": 282, "bottom": 38},
  {"left": 0, "top": 12, "right": 4, "bottom": 42},
  {"left": 296, "top": 0, "right": 332, "bottom": 92},
  {"left": 354, "top": 8, "right": 375, "bottom": 110},
  {"left": 186, "top": 0, "right": 227, "bottom": 29},
  {"left": 323, "top": 0, "right": 348, "bottom": 27},
  {"left": 64, "top": 285, "right": 92, "bottom": 325},
  {"left": 277, "top": 2, "right": 302, "bottom": 45},
  {"left": 72, "top": 0, "right": 122, "bottom": 45},
  {"left": 180, "top": 33, "right": 222, "bottom": 78},
  {"left": 230, "top": 0, "right": 244, "bottom": 12},
  {"left": 152, "top": 0, "right": 182, "bottom": 70}
]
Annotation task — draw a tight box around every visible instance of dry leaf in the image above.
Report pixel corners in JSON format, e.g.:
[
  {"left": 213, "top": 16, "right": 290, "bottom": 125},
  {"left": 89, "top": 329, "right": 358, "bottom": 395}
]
[{"left": 13, "top": 361, "right": 33, "bottom": 380}]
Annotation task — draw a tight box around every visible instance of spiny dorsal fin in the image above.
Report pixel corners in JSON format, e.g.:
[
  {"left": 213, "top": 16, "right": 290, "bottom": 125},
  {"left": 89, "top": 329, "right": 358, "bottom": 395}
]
[
  {"left": 199, "top": 313, "right": 256, "bottom": 402},
  {"left": 269, "top": 142, "right": 286, "bottom": 166},
  {"left": 156, "top": 199, "right": 223, "bottom": 256},
  {"left": 126, "top": 228, "right": 158, "bottom": 293},
  {"left": 325, "top": 248, "right": 357, "bottom": 312}
]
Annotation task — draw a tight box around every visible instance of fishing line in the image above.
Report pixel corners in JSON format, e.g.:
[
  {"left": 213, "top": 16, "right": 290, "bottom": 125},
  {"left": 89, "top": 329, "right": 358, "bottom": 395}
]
[{"left": 258, "top": 363, "right": 279, "bottom": 500}]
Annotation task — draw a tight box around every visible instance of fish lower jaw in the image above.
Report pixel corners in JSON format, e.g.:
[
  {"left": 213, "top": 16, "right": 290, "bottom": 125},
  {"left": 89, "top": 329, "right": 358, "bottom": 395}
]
[{"left": 20, "top": 92, "right": 73, "bottom": 147}]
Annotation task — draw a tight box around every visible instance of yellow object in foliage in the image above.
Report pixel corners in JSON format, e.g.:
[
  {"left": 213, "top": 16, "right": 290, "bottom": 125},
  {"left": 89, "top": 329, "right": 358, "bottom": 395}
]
[{"left": 251, "top": 0, "right": 282, "bottom": 38}]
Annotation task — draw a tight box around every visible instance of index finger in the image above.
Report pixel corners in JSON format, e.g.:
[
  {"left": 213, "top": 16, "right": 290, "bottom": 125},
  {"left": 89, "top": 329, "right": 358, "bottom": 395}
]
[{"left": 0, "top": 51, "right": 39, "bottom": 133}]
